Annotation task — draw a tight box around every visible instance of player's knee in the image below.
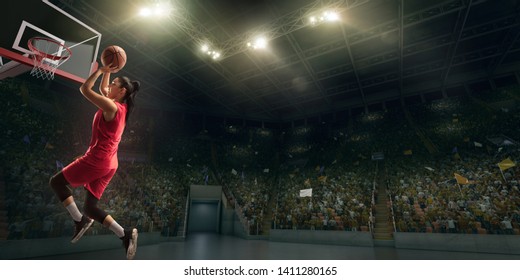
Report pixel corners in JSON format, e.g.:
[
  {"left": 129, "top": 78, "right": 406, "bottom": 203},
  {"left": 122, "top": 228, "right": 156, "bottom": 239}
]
[
  {"left": 49, "top": 173, "right": 72, "bottom": 201},
  {"left": 49, "top": 174, "right": 60, "bottom": 190},
  {"left": 50, "top": 172, "right": 69, "bottom": 188}
]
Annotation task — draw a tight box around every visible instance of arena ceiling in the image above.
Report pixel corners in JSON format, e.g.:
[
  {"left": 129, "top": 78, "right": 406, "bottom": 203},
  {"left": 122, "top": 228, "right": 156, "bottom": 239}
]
[{"left": 54, "top": 0, "right": 520, "bottom": 122}]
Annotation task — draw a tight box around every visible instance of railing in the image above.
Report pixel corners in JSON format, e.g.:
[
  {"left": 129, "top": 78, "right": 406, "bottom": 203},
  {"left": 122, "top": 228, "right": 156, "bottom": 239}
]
[
  {"left": 228, "top": 189, "right": 251, "bottom": 235},
  {"left": 182, "top": 191, "right": 189, "bottom": 237},
  {"left": 212, "top": 168, "right": 251, "bottom": 235},
  {"left": 387, "top": 183, "right": 397, "bottom": 232},
  {"left": 368, "top": 162, "right": 378, "bottom": 235},
  {"left": 369, "top": 182, "right": 376, "bottom": 235}
]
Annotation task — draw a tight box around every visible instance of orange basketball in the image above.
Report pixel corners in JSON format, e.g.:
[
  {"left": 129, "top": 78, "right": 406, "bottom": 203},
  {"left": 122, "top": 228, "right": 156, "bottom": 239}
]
[{"left": 101, "top": 45, "right": 127, "bottom": 71}]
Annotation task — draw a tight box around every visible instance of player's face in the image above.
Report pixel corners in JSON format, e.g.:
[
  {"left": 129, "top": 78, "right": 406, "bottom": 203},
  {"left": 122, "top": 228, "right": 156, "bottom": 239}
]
[{"left": 108, "top": 78, "right": 126, "bottom": 100}]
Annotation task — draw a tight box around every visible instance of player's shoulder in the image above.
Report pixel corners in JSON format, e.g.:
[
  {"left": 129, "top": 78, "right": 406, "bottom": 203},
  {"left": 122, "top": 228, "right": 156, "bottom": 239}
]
[{"left": 115, "top": 101, "right": 128, "bottom": 110}]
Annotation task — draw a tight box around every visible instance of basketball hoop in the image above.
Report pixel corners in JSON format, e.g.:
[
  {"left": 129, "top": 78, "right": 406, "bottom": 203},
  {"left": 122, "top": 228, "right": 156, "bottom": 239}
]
[{"left": 28, "top": 37, "right": 72, "bottom": 80}]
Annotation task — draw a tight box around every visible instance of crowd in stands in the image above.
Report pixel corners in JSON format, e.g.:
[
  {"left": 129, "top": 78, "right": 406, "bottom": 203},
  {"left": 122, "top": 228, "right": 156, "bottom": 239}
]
[
  {"left": 387, "top": 151, "right": 520, "bottom": 235},
  {"left": 388, "top": 90, "right": 520, "bottom": 235},
  {"left": 274, "top": 162, "right": 374, "bottom": 232},
  {"left": 1, "top": 75, "right": 519, "bottom": 240}
]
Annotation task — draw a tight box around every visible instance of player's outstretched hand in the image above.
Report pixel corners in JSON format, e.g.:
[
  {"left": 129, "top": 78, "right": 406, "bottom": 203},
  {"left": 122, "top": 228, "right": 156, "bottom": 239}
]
[{"left": 99, "top": 64, "right": 119, "bottom": 74}]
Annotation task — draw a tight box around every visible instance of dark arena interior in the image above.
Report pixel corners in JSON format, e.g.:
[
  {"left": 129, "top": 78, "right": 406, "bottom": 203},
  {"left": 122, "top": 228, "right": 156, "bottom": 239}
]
[{"left": 1, "top": 0, "right": 520, "bottom": 273}]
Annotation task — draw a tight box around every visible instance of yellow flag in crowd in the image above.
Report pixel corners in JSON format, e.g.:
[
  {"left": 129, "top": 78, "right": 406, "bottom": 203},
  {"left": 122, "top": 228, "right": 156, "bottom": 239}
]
[
  {"left": 403, "top": 149, "right": 413, "bottom": 155},
  {"left": 498, "top": 158, "right": 516, "bottom": 171},
  {"left": 454, "top": 173, "right": 469, "bottom": 185}
]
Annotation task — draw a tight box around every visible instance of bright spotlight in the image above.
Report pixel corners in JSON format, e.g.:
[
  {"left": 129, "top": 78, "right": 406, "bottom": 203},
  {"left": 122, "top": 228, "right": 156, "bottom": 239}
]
[
  {"left": 139, "top": 2, "right": 173, "bottom": 18},
  {"left": 255, "top": 37, "right": 267, "bottom": 49},
  {"left": 248, "top": 37, "right": 268, "bottom": 50},
  {"left": 309, "top": 10, "right": 340, "bottom": 26},
  {"left": 324, "top": 11, "right": 339, "bottom": 22},
  {"left": 139, "top": 7, "right": 152, "bottom": 17},
  {"left": 200, "top": 43, "right": 221, "bottom": 61},
  {"left": 154, "top": 2, "right": 173, "bottom": 17}
]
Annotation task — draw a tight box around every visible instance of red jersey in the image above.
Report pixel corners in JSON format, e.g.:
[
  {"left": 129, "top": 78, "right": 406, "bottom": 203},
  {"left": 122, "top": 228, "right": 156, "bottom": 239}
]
[{"left": 82, "top": 102, "right": 127, "bottom": 169}]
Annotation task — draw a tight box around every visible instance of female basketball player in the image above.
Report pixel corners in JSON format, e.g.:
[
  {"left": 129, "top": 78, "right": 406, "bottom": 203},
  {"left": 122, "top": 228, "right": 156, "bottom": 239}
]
[{"left": 49, "top": 64, "right": 140, "bottom": 260}]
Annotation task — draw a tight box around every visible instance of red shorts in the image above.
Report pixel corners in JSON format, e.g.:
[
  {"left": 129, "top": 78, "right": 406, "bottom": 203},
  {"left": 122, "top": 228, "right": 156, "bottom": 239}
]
[{"left": 62, "top": 158, "right": 117, "bottom": 200}]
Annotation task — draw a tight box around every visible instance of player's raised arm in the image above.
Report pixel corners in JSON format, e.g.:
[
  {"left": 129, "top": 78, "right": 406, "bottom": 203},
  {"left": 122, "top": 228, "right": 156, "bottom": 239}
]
[
  {"left": 79, "top": 66, "right": 118, "bottom": 116},
  {"left": 99, "top": 66, "right": 112, "bottom": 97}
]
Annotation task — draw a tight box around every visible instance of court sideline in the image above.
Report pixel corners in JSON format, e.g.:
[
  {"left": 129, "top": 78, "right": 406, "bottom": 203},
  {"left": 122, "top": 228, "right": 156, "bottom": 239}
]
[{"left": 27, "top": 232, "right": 520, "bottom": 260}]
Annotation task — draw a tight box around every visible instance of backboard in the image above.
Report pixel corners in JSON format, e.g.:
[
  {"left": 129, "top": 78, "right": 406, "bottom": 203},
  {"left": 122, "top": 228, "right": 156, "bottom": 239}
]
[{"left": 0, "top": 0, "right": 101, "bottom": 83}]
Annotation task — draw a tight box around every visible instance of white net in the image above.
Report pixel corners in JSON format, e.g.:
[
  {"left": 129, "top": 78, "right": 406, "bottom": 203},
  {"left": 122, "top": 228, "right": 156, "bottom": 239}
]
[{"left": 29, "top": 38, "right": 71, "bottom": 80}]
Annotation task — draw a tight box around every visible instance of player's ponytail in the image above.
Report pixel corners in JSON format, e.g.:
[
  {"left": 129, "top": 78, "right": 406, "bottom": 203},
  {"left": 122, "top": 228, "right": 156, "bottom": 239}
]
[{"left": 119, "top": 76, "right": 140, "bottom": 124}]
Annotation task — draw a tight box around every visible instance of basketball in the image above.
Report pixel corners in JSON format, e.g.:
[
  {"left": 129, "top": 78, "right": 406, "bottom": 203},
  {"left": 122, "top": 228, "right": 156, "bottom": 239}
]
[{"left": 100, "top": 45, "right": 127, "bottom": 71}]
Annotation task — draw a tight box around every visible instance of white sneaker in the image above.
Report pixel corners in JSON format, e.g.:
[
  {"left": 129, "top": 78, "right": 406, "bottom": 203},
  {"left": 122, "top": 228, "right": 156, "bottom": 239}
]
[{"left": 122, "top": 228, "right": 138, "bottom": 260}]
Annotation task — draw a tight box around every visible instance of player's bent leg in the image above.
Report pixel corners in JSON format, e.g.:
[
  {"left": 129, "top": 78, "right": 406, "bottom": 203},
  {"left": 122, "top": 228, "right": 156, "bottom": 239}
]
[
  {"left": 84, "top": 191, "right": 108, "bottom": 224},
  {"left": 71, "top": 215, "right": 94, "bottom": 243},
  {"left": 49, "top": 172, "right": 72, "bottom": 202},
  {"left": 50, "top": 172, "right": 93, "bottom": 243}
]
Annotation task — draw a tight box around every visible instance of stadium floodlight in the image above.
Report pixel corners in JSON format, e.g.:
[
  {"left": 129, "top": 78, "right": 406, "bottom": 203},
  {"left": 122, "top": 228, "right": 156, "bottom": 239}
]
[
  {"left": 139, "top": 2, "right": 173, "bottom": 18},
  {"left": 324, "top": 11, "right": 339, "bottom": 22},
  {"left": 247, "top": 36, "right": 268, "bottom": 50},
  {"left": 212, "top": 52, "right": 221, "bottom": 60},
  {"left": 200, "top": 43, "right": 221, "bottom": 61},
  {"left": 309, "top": 10, "right": 340, "bottom": 26},
  {"left": 139, "top": 7, "right": 152, "bottom": 17}
]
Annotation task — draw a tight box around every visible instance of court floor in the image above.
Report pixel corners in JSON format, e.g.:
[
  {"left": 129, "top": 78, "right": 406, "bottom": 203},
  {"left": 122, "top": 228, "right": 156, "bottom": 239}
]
[{"left": 29, "top": 232, "right": 520, "bottom": 260}]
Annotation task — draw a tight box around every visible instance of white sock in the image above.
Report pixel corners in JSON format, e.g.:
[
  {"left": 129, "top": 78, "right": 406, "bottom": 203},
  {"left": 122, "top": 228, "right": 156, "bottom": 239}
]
[
  {"left": 65, "top": 202, "right": 82, "bottom": 222},
  {"left": 108, "top": 221, "right": 125, "bottom": 238}
]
